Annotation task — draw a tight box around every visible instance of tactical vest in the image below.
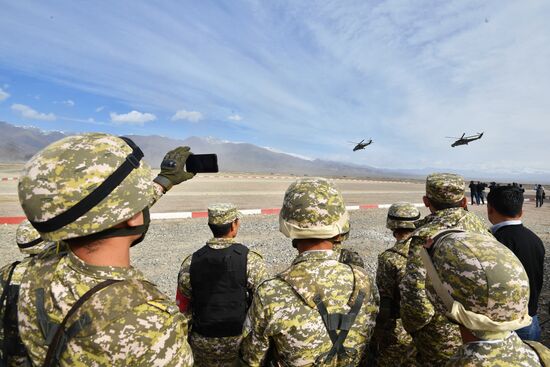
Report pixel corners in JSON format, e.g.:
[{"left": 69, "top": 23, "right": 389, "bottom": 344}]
[
  {"left": 190, "top": 243, "right": 249, "bottom": 338},
  {"left": 1, "top": 261, "right": 32, "bottom": 367}
]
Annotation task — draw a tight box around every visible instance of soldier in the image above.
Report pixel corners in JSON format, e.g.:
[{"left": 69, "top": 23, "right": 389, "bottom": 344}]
[
  {"left": 0, "top": 220, "right": 65, "bottom": 366},
  {"left": 399, "top": 173, "right": 490, "bottom": 366},
  {"left": 176, "top": 203, "right": 268, "bottom": 367},
  {"left": 422, "top": 231, "right": 549, "bottom": 366},
  {"left": 15, "top": 133, "right": 195, "bottom": 366},
  {"left": 371, "top": 202, "right": 419, "bottom": 366},
  {"left": 333, "top": 221, "right": 366, "bottom": 268},
  {"left": 239, "top": 177, "right": 379, "bottom": 366}
]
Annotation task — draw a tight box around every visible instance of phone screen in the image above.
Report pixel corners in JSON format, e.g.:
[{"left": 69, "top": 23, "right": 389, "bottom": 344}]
[{"left": 186, "top": 154, "right": 219, "bottom": 173}]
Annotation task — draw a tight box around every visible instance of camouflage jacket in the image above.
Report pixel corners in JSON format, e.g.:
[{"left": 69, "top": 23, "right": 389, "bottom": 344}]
[
  {"left": 177, "top": 237, "right": 268, "bottom": 366},
  {"left": 446, "top": 332, "right": 542, "bottom": 366},
  {"left": 371, "top": 239, "right": 414, "bottom": 366},
  {"left": 333, "top": 243, "right": 365, "bottom": 268},
  {"left": 18, "top": 250, "right": 193, "bottom": 367},
  {"left": 0, "top": 243, "right": 66, "bottom": 367},
  {"left": 239, "top": 250, "right": 379, "bottom": 366},
  {"left": 400, "top": 207, "right": 490, "bottom": 366}
]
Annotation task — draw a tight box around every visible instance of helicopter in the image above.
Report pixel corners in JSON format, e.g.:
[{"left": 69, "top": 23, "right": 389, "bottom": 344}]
[
  {"left": 349, "top": 139, "right": 373, "bottom": 151},
  {"left": 446, "top": 132, "right": 484, "bottom": 147}
]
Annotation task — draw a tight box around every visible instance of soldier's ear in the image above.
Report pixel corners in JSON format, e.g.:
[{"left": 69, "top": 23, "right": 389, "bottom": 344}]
[
  {"left": 459, "top": 197, "right": 467, "bottom": 209},
  {"left": 422, "top": 196, "right": 430, "bottom": 208}
]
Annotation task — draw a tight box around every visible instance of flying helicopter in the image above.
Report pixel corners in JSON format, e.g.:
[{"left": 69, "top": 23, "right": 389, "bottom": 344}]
[
  {"left": 349, "top": 139, "right": 373, "bottom": 151},
  {"left": 446, "top": 132, "right": 484, "bottom": 147}
]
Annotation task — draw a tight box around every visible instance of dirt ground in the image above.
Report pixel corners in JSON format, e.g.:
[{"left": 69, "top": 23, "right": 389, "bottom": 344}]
[{"left": 1, "top": 168, "right": 549, "bottom": 347}]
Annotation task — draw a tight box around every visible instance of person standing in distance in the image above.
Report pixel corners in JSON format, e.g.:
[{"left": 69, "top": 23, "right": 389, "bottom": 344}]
[
  {"left": 400, "top": 173, "right": 491, "bottom": 366},
  {"left": 487, "top": 185, "right": 545, "bottom": 341},
  {"left": 16, "top": 133, "right": 195, "bottom": 366},
  {"left": 176, "top": 203, "right": 268, "bottom": 367},
  {"left": 371, "top": 202, "right": 420, "bottom": 366},
  {"left": 239, "top": 177, "right": 379, "bottom": 366}
]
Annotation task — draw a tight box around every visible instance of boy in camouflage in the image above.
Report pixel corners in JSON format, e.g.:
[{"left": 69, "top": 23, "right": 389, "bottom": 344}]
[
  {"left": 177, "top": 203, "right": 268, "bottom": 367},
  {"left": 399, "top": 173, "right": 490, "bottom": 366},
  {"left": 0, "top": 221, "right": 65, "bottom": 366},
  {"left": 15, "top": 133, "right": 195, "bottom": 366},
  {"left": 239, "top": 177, "right": 379, "bottom": 366},
  {"left": 423, "top": 231, "right": 548, "bottom": 366},
  {"left": 371, "top": 202, "right": 420, "bottom": 366}
]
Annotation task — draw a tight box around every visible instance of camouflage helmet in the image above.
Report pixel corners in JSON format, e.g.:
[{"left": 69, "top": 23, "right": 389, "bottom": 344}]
[
  {"left": 279, "top": 177, "right": 349, "bottom": 239},
  {"left": 18, "top": 133, "right": 153, "bottom": 241},
  {"left": 426, "top": 231, "right": 531, "bottom": 339},
  {"left": 386, "top": 202, "right": 420, "bottom": 230},
  {"left": 426, "top": 173, "right": 465, "bottom": 204},
  {"left": 16, "top": 219, "right": 53, "bottom": 255}
]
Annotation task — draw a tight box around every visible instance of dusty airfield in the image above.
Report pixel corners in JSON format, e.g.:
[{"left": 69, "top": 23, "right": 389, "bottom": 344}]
[{"left": 1, "top": 168, "right": 549, "bottom": 346}]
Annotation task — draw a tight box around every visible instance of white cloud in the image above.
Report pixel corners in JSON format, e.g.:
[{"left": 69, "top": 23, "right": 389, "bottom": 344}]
[
  {"left": 62, "top": 99, "right": 74, "bottom": 107},
  {"left": 0, "top": 87, "right": 10, "bottom": 101},
  {"left": 110, "top": 110, "right": 156, "bottom": 125},
  {"left": 95, "top": 106, "right": 105, "bottom": 112},
  {"left": 11, "top": 103, "right": 56, "bottom": 121},
  {"left": 228, "top": 114, "right": 242, "bottom": 121},
  {"left": 171, "top": 109, "right": 204, "bottom": 123}
]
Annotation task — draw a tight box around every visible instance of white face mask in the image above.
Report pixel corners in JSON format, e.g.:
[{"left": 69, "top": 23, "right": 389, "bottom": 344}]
[{"left": 420, "top": 230, "right": 532, "bottom": 340}]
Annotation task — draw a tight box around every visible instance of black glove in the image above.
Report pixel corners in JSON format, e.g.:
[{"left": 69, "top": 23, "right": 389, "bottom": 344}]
[{"left": 153, "top": 146, "right": 195, "bottom": 191}]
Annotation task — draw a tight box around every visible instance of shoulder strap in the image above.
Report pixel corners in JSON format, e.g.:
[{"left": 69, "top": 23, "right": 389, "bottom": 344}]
[
  {"left": 524, "top": 340, "right": 550, "bottom": 366},
  {"left": 2, "top": 261, "right": 21, "bottom": 365},
  {"left": 0, "top": 261, "right": 20, "bottom": 310},
  {"left": 41, "top": 279, "right": 122, "bottom": 367},
  {"left": 385, "top": 247, "right": 407, "bottom": 259}
]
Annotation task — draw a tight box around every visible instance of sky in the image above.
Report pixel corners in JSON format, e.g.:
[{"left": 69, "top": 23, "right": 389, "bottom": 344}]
[{"left": 1, "top": 1, "right": 549, "bottom": 175}]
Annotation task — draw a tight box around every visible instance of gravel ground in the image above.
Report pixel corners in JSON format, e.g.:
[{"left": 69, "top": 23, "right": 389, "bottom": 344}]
[{"left": 1, "top": 205, "right": 549, "bottom": 347}]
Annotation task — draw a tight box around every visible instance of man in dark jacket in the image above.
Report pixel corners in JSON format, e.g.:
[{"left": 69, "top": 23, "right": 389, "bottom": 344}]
[{"left": 487, "top": 186, "right": 545, "bottom": 341}]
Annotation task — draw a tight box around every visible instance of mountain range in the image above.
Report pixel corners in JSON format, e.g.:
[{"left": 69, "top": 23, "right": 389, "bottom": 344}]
[{"left": 1, "top": 121, "right": 549, "bottom": 183}]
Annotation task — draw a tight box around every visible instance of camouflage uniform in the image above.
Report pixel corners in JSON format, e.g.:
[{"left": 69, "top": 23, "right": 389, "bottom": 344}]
[
  {"left": 400, "top": 173, "right": 490, "bottom": 366},
  {"left": 240, "top": 178, "right": 379, "bottom": 366},
  {"left": 372, "top": 203, "right": 419, "bottom": 366},
  {"left": 424, "top": 231, "right": 544, "bottom": 366},
  {"left": 0, "top": 221, "right": 64, "bottom": 366},
  {"left": 333, "top": 222, "right": 366, "bottom": 268},
  {"left": 177, "top": 204, "right": 268, "bottom": 367},
  {"left": 15, "top": 133, "right": 194, "bottom": 366}
]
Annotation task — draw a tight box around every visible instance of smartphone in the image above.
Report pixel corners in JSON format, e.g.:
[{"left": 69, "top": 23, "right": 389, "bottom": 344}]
[{"left": 186, "top": 154, "right": 219, "bottom": 173}]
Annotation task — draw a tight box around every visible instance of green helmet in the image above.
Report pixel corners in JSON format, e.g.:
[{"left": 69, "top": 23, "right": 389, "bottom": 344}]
[
  {"left": 426, "top": 231, "right": 530, "bottom": 338},
  {"left": 16, "top": 219, "right": 53, "bottom": 255},
  {"left": 279, "top": 177, "right": 349, "bottom": 239},
  {"left": 386, "top": 202, "right": 420, "bottom": 230},
  {"left": 18, "top": 133, "right": 153, "bottom": 241}
]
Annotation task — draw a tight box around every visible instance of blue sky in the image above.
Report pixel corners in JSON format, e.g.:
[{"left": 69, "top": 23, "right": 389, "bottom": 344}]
[{"left": 1, "top": 1, "right": 549, "bottom": 174}]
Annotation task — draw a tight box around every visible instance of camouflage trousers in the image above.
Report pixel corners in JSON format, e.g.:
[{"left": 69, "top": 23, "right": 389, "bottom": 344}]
[
  {"left": 374, "top": 319, "right": 416, "bottom": 367},
  {"left": 189, "top": 332, "right": 241, "bottom": 367}
]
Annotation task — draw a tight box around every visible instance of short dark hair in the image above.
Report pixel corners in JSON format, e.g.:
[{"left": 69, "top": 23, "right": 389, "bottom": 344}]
[
  {"left": 208, "top": 222, "right": 233, "bottom": 237},
  {"left": 487, "top": 186, "right": 523, "bottom": 217},
  {"left": 427, "top": 198, "right": 463, "bottom": 211}
]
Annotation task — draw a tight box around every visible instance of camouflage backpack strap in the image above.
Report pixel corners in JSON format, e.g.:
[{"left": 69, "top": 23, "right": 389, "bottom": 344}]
[
  {"left": 524, "top": 340, "right": 550, "bottom": 367},
  {"left": 41, "top": 279, "right": 123, "bottom": 367}
]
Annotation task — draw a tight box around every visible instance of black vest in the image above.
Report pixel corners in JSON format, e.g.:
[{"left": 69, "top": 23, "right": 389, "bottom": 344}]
[{"left": 189, "top": 243, "right": 249, "bottom": 337}]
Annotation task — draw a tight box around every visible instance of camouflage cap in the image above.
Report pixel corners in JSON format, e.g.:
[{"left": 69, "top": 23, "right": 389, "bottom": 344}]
[
  {"left": 16, "top": 219, "right": 57, "bottom": 255},
  {"left": 279, "top": 177, "right": 349, "bottom": 239},
  {"left": 208, "top": 203, "right": 241, "bottom": 225},
  {"left": 427, "top": 231, "right": 530, "bottom": 338},
  {"left": 18, "top": 133, "right": 154, "bottom": 241},
  {"left": 425, "top": 173, "right": 465, "bottom": 204},
  {"left": 386, "top": 202, "right": 420, "bottom": 230}
]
